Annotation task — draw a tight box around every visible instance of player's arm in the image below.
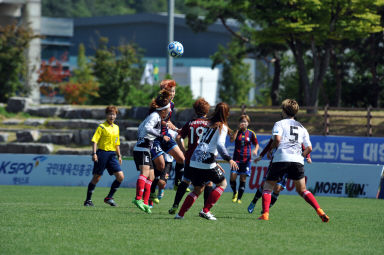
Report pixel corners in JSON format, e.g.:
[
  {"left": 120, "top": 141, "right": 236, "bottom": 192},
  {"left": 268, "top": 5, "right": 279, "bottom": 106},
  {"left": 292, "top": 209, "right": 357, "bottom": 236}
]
[
  {"left": 230, "top": 129, "right": 238, "bottom": 142},
  {"left": 176, "top": 134, "right": 186, "bottom": 155},
  {"left": 115, "top": 145, "right": 122, "bottom": 165},
  {"left": 92, "top": 142, "right": 98, "bottom": 162},
  {"left": 302, "top": 145, "right": 312, "bottom": 159},
  {"left": 254, "top": 138, "right": 273, "bottom": 162},
  {"left": 217, "top": 127, "right": 238, "bottom": 170},
  {"left": 166, "top": 121, "right": 179, "bottom": 131},
  {"left": 91, "top": 126, "right": 102, "bottom": 162}
]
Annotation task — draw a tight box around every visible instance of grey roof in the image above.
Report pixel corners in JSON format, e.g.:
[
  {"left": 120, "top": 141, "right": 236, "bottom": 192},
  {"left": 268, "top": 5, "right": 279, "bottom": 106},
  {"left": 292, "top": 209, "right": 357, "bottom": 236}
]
[{"left": 41, "top": 17, "right": 73, "bottom": 37}]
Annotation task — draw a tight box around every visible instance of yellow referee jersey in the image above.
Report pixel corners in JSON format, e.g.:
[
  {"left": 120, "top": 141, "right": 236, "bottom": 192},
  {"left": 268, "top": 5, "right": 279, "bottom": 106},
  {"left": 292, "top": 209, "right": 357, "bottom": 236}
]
[{"left": 91, "top": 121, "right": 120, "bottom": 151}]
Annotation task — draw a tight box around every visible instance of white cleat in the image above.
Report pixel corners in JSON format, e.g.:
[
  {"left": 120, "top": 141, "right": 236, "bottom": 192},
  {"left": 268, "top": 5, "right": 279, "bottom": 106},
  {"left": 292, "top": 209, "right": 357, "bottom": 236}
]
[
  {"left": 199, "top": 210, "right": 217, "bottom": 221},
  {"left": 174, "top": 214, "right": 184, "bottom": 220}
]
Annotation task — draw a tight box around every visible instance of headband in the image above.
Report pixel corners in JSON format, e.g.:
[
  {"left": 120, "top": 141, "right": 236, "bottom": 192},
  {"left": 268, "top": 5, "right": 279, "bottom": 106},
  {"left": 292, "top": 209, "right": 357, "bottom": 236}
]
[{"left": 156, "top": 103, "right": 170, "bottom": 111}]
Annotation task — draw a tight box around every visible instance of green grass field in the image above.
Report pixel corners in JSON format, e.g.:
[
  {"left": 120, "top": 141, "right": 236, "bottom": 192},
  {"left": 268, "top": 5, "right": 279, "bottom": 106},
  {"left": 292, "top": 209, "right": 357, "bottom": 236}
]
[{"left": 1, "top": 185, "right": 383, "bottom": 255}]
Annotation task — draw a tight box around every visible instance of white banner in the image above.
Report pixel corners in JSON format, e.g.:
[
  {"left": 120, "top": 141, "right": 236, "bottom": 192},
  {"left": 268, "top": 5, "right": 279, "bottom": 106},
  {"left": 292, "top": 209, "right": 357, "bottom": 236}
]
[{"left": 0, "top": 154, "right": 382, "bottom": 198}]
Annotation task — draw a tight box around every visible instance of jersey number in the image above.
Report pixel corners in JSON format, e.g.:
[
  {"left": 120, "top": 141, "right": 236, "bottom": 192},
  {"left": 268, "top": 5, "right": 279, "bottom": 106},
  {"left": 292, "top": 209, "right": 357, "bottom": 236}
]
[
  {"left": 189, "top": 126, "right": 205, "bottom": 145},
  {"left": 289, "top": 126, "right": 298, "bottom": 142}
]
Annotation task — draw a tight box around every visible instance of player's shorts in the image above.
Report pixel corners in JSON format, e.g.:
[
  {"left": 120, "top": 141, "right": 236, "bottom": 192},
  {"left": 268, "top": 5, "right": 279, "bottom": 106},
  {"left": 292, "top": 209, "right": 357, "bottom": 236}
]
[
  {"left": 155, "top": 161, "right": 172, "bottom": 181},
  {"left": 150, "top": 137, "right": 177, "bottom": 160},
  {"left": 93, "top": 150, "right": 122, "bottom": 176},
  {"left": 266, "top": 162, "right": 304, "bottom": 181},
  {"left": 231, "top": 161, "right": 251, "bottom": 176},
  {"left": 190, "top": 165, "right": 225, "bottom": 187},
  {"left": 133, "top": 150, "right": 153, "bottom": 171},
  {"left": 182, "top": 164, "right": 193, "bottom": 182}
]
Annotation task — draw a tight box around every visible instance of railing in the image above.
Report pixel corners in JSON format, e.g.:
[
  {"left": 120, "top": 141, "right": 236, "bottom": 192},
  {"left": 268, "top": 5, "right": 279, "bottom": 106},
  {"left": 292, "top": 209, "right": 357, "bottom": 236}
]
[{"left": 228, "top": 104, "right": 384, "bottom": 137}]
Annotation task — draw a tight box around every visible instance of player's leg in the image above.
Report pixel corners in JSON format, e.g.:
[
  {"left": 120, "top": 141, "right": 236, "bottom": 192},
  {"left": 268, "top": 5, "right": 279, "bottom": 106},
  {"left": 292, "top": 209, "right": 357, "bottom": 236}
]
[
  {"left": 169, "top": 165, "right": 192, "bottom": 214},
  {"left": 167, "top": 145, "right": 185, "bottom": 188},
  {"left": 132, "top": 151, "right": 151, "bottom": 211},
  {"left": 157, "top": 161, "right": 171, "bottom": 200},
  {"left": 237, "top": 174, "right": 248, "bottom": 204},
  {"left": 142, "top": 169, "right": 154, "bottom": 214},
  {"left": 248, "top": 185, "right": 263, "bottom": 213},
  {"left": 203, "top": 181, "right": 213, "bottom": 205},
  {"left": 295, "top": 177, "right": 329, "bottom": 222},
  {"left": 104, "top": 153, "right": 124, "bottom": 206},
  {"left": 230, "top": 171, "right": 238, "bottom": 202},
  {"left": 258, "top": 180, "right": 276, "bottom": 220},
  {"left": 84, "top": 174, "right": 101, "bottom": 206}
]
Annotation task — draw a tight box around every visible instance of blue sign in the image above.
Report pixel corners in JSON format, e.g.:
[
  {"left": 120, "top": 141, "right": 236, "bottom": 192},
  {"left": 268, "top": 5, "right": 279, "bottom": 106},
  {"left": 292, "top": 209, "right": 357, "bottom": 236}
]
[{"left": 225, "top": 134, "right": 384, "bottom": 165}]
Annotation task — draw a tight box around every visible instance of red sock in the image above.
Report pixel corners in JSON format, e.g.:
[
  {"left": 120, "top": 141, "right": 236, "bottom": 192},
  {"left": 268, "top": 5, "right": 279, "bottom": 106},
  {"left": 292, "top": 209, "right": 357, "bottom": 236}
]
[
  {"left": 203, "top": 187, "right": 224, "bottom": 213},
  {"left": 135, "top": 175, "right": 147, "bottom": 200},
  {"left": 302, "top": 190, "right": 320, "bottom": 210},
  {"left": 262, "top": 190, "right": 272, "bottom": 213},
  {"left": 178, "top": 192, "right": 199, "bottom": 217},
  {"left": 143, "top": 179, "right": 153, "bottom": 205}
]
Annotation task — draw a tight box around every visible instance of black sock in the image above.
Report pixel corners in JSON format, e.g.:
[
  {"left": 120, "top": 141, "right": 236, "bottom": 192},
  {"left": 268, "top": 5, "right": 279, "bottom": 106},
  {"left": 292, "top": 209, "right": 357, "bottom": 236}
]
[
  {"left": 230, "top": 180, "right": 237, "bottom": 195},
  {"left": 174, "top": 163, "right": 184, "bottom": 186},
  {"left": 151, "top": 178, "right": 160, "bottom": 193},
  {"left": 238, "top": 181, "right": 246, "bottom": 200},
  {"left": 270, "top": 192, "right": 280, "bottom": 208},
  {"left": 172, "top": 181, "right": 189, "bottom": 207},
  {"left": 252, "top": 187, "right": 263, "bottom": 204},
  {"left": 204, "top": 185, "right": 214, "bottom": 205},
  {"left": 86, "top": 182, "right": 96, "bottom": 201},
  {"left": 107, "top": 180, "right": 121, "bottom": 198}
]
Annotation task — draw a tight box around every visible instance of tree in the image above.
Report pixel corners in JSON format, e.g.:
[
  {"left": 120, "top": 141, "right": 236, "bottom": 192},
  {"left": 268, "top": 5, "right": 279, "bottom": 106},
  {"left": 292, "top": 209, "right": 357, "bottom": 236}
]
[
  {"left": 92, "top": 37, "right": 144, "bottom": 106},
  {"left": 0, "top": 24, "right": 38, "bottom": 102}
]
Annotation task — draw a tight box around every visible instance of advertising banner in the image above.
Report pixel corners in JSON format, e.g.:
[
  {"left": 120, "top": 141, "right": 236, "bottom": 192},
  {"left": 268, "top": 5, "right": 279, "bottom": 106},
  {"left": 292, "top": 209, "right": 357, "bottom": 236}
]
[{"left": 0, "top": 154, "right": 382, "bottom": 198}]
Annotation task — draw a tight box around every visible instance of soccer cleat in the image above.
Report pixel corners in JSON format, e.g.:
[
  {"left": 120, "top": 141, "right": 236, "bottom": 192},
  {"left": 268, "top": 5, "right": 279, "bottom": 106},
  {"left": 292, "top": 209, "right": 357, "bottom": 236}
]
[
  {"left": 316, "top": 208, "right": 329, "bottom": 222},
  {"left": 258, "top": 212, "right": 269, "bottom": 221},
  {"left": 84, "top": 200, "right": 94, "bottom": 207},
  {"left": 237, "top": 199, "right": 242, "bottom": 204},
  {"left": 174, "top": 214, "right": 184, "bottom": 220},
  {"left": 158, "top": 189, "right": 164, "bottom": 200},
  {"left": 199, "top": 210, "right": 217, "bottom": 221},
  {"left": 232, "top": 192, "right": 238, "bottom": 203},
  {"left": 173, "top": 184, "right": 179, "bottom": 191},
  {"left": 168, "top": 205, "right": 178, "bottom": 215},
  {"left": 104, "top": 197, "right": 117, "bottom": 207},
  {"left": 248, "top": 202, "right": 255, "bottom": 213},
  {"left": 143, "top": 204, "right": 152, "bottom": 214},
  {"left": 186, "top": 187, "right": 191, "bottom": 192},
  {"left": 132, "top": 199, "right": 146, "bottom": 212}
]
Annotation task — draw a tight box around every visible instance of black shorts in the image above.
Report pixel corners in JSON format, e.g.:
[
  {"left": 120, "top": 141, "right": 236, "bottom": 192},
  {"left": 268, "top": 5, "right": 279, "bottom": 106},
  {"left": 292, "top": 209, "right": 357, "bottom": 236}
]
[
  {"left": 155, "top": 161, "right": 172, "bottom": 181},
  {"left": 183, "top": 164, "right": 193, "bottom": 182},
  {"left": 266, "top": 162, "right": 304, "bottom": 181},
  {"left": 133, "top": 150, "right": 153, "bottom": 171},
  {"left": 190, "top": 165, "right": 225, "bottom": 187},
  {"left": 92, "top": 150, "right": 122, "bottom": 176}
]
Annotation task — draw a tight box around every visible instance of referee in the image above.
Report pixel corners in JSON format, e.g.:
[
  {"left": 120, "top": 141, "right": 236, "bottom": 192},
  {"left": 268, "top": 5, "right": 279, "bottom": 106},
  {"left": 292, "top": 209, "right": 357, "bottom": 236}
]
[{"left": 84, "top": 105, "right": 124, "bottom": 207}]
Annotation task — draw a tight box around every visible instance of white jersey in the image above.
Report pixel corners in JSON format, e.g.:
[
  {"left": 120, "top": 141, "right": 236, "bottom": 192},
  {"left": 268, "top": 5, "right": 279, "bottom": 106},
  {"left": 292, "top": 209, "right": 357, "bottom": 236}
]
[
  {"left": 190, "top": 125, "right": 231, "bottom": 169},
  {"left": 134, "top": 111, "right": 162, "bottom": 152},
  {"left": 271, "top": 118, "right": 311, "bottom": 164}
]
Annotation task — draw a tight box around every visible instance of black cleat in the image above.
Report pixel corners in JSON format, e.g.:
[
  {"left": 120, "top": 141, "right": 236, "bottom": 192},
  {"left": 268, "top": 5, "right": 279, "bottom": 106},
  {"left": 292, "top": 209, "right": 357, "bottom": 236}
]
[
  {"left": 104, "top": 197, "right": 117, "bottom": 207},
  {"left": 84, "top": 200, "right": 94, "bottom": 206}
]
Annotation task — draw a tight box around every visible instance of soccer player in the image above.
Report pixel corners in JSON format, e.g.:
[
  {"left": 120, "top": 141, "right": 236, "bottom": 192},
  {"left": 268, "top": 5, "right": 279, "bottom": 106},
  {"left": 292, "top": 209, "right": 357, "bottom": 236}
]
[
  {"left": 258, "top": 99, "right": 329, "bottom": 222},
  {"left": 151, "top": 80, "right": 185, "bottom": 190},
  {"left": 168, "top": 98, "right": 213, "bottom": 214},
  {"left": 247, "top": 139, "right": 311, "bottom": 213},
  {"left": 175, "top": 102, "right": 239, "bottom": 220},
  {"left": 230, "top": 115, "right": 259, "bottom": 204},
  {"left": 84, "top": 106, "right": 123, "bottom": 207},
  {"left": 132, "top": 90, "right": 172, "bottom": 214}
]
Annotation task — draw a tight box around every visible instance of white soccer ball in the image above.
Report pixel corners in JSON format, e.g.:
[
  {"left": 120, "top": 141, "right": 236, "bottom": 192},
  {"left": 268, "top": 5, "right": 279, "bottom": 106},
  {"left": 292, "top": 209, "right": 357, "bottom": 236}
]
[{"left": 167, "top": 41, "right": 184, "bottom": 57}]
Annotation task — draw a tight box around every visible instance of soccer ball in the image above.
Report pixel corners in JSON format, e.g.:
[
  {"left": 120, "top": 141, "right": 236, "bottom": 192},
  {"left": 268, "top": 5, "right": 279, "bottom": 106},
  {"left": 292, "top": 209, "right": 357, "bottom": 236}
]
[{"left": 167, "top": 41, "right": 184, "bottom": 57}]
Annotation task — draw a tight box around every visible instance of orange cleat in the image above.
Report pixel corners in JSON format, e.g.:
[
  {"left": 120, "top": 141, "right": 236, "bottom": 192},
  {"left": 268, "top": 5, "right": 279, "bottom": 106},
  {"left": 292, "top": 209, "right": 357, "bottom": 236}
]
[
  {"left": 316, "top": 208, "right": 330, "bottom": 222},
  {"left": 258, "top": 212, "right": 269, "bottom": 221}
]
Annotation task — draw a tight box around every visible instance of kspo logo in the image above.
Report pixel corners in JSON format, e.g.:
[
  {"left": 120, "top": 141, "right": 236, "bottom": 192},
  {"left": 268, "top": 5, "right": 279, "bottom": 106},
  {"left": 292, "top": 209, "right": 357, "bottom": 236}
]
[
  {"left": 0, "top": 161, "right": 34, "bottom": 175},
  {"left": 248, "top": 166, "right": 307, "bottom": 192}
]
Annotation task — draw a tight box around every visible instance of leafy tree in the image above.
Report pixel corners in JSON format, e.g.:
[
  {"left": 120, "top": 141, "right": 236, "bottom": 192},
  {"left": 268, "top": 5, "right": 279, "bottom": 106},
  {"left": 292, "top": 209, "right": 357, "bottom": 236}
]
[
  {"left": 92, "top": 37, "right": 144, "bottom": 106},
  {"left": 0, "top": 24, "right": 38, "bottom": 102}
]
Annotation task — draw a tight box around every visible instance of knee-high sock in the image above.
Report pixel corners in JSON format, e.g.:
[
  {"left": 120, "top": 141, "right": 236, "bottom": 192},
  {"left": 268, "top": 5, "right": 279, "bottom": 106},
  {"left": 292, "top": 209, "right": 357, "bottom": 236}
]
[
  {"left": 238, "top": 181, "right": 246, "bottom": 200},
  {"left": 230, "top": 180, "right": 237, "bottom": 194},
  {"left": 107, "top": 180, "right": 121, "bottom": 198},
  {"left": 143, "top": 179, "right": 152, "bottom": 205},
  {"left": 204, "top": 185, "right": 214, "bottom": 205},
  {"left": 203, "top": 187, "right": 224, "bottom": 213},
  {"left": 173, "top": 181, "right": 189, "bottom": 207},
  {"left": 252, "top": 186, "right": 263, "bottom": 203},
  {"left": 261, "top": 190, "right": 272, "bottom": 214},
  {"left": 178, "top": 192, "right": 199, "bottom": 217},
  {"left": 270, "top": 192, "right": 279, "bottom": 208},
  {"left": 174, "top": 163, "right": 184, "bottom": 185},
  {"left": 86, "top": 182, "right": 96, "bottom": 201},
  {"left": 301, "top": 190, "right": 320, "bottom": 210},
  {"left": 151, "top": 178, "right": 159, "bottom": 194},
  {"left": 135, "top": 175, "right": 147, "bottom": 200}
]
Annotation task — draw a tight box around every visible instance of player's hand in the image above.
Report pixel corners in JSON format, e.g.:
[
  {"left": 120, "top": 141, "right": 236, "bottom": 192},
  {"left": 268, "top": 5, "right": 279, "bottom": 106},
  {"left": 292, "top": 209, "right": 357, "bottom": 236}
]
[
  {"left": 229, "top": 160, "right": 238, "bottom": 171},
  {"left": 267, "top": 151, "right": 273, "bottom": 160},
  {"left": 163, "top": 135, "right": 170, "bottom": 142},
  {"left": 217, "top": 163, "right": 225, "bottom": 174},
  {"left": 118, "top": 156, "right": 122, "bottom": 165},
  {"left": 306, "top": 157, "right": 312, "bottom": 164},
  {"left": 254, "top": 156, "right": 262, "bottom": 163},
  {"left": 92, "top": 154, "right": 98, "bottom": 162}
]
